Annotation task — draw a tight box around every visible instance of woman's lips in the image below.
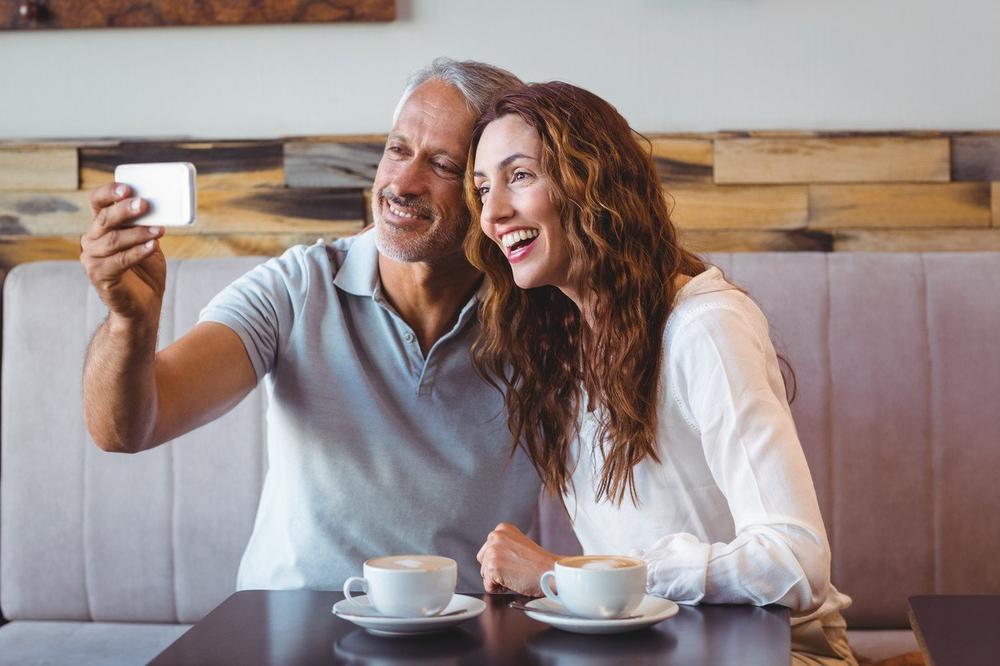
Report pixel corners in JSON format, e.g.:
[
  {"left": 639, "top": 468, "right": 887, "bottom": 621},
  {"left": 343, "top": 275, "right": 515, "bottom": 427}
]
[{"left": 507, "top": 236, "right": 538, "bottom": 263}]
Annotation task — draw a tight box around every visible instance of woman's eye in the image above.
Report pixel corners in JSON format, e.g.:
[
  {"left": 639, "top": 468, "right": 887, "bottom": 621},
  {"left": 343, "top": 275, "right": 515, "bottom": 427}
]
[
  {"left": 512, "top": 170, "right": 531, "bottom": 182},
  {"left": 477, "top": 185, "right": 490, "bottom": 198}
]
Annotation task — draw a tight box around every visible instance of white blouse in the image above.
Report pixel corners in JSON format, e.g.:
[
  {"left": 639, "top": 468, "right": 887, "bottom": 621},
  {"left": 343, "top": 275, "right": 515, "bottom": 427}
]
[{"left": 564, "top": 266, "right": 851, "bottom": 625}]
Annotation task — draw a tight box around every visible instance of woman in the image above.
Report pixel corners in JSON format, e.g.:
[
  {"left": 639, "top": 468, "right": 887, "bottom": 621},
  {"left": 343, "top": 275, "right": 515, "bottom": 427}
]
[{"left": 466, "top": 82, "right": 856, "bottom": 664}]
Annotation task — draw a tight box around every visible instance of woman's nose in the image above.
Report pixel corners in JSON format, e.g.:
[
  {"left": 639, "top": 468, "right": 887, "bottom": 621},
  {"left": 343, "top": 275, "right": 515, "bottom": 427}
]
[{"left": 481, "top": 187, "right": 513, "bottom": 225}]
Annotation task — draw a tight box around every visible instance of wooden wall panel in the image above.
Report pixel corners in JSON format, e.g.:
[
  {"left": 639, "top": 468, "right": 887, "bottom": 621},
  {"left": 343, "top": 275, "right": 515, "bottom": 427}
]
[
  {"left": 0, "top": 189, "right": 364, "bottom": 236},
  {"left": 80, "top": 142, "right": 283, "bottom": 190},
  {"left": 0, "top": 191, "right": 91, "bottom": 235},
  {"left": 833, "top": 229, "right": 1000, "bottom": 252},
  {"left": 0, "top": 148, "right": 78, "bottom": 190},
  {"left": 809, "top": 183, "right": 992, "bottom": 229},
  {"left": 993, "top": 183, "right": 1000, "bottom": 227},
  {"left": 285, "top": 139, "right": 385, "bottom": 188},
  {"left": 680, "top": 229, "right": 832, "bottom": 253},
  {"left": 951, "top": 136, "right": 1000, "bottom": 181},
  {"left": 715, "top": 137, "right": 950, "bottom": 184},
  {"left": 0, "top": 234, "right": 330, "bottom": 272},
  {"left": 650, "top": 137, "right": 714, "bottom": 183},
  {"left": 1, "top": 130, "right": 998, "bottom": 266},
  {"left": 667, "top": 185, "right": 807, "bottom": 230},
  {"left": 0, "top": 0, "right": 395, "bottom": 30}
]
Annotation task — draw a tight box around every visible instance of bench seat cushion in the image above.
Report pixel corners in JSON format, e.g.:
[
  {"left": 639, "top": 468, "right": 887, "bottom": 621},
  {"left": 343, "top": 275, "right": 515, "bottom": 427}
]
[{"left": 0, "top": 621, "right": 190, "bottom": 666}]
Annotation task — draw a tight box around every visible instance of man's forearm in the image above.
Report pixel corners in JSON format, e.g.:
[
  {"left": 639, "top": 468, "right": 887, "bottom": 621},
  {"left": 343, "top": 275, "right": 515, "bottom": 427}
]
[{"left": 83, "top": 315, "right": 160, "bottom": 453}]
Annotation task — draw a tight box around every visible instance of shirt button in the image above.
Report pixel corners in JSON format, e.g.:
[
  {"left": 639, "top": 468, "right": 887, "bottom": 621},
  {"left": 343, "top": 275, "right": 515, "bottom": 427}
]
[{"left": 403, "top": 332, "right": 415, "bottom": 343}]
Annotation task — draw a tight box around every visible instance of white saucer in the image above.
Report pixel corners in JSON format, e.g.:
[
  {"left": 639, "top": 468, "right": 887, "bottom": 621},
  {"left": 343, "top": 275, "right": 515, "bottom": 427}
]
[
  {"left": 332, "top": 594, "right": 485, "bottom": 636},
  {"left": 522, "top": 595, "right": 678, "bottom": 634}
]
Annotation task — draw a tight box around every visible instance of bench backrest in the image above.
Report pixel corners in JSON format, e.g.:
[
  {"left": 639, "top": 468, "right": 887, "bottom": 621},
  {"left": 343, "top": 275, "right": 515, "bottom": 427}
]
[{"left": 3, "top": 253, "right": 999, "bottom": 627}]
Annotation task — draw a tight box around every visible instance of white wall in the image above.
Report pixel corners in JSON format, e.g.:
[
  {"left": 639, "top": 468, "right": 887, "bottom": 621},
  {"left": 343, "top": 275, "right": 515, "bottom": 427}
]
[{"left": 2, "top": 0, "right": 998, "bottom": 140}]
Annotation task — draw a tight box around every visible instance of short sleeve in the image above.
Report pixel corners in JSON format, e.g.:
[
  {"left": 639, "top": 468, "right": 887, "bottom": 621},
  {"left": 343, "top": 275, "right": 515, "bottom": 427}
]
[{"left": 198, "top": 246, "right": 311, "bottom": 381}]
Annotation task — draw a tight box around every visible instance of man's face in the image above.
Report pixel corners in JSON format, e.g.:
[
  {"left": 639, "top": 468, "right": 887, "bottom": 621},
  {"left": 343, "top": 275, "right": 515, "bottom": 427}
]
[{"left": 372, "top": 79, "right": 478, "bottom": 263}]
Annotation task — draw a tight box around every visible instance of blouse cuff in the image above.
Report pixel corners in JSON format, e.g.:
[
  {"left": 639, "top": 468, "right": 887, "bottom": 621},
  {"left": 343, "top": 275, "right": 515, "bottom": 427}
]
[{"left": 637, "top": 533, "right": 712, "bottom": 603}]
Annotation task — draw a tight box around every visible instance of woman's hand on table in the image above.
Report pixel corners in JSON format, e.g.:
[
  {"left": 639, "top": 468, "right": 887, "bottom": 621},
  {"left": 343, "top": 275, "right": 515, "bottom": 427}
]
[{"left": 477, "top": 522, "right": 560, "bottom": 596}]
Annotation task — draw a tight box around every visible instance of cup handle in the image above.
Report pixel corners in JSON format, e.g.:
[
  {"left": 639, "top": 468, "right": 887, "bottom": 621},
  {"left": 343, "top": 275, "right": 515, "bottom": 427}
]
[
  {"left": 539, "top": 570, "right": 560, "bottom": 604},
  {"left": 343, "top": 576, "right": 368, "bottom": 607}
]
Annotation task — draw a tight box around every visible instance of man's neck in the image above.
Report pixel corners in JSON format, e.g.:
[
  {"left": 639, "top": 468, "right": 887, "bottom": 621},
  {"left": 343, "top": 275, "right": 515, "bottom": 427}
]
[{"left": 378, "top": 251, "right": 483, "bottom": 354}]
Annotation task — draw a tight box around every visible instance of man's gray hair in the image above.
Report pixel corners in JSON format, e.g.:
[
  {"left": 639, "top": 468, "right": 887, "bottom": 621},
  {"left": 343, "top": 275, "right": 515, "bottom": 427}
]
[{"left": 392, "top": 57, "right": 522, "bottom": 123}]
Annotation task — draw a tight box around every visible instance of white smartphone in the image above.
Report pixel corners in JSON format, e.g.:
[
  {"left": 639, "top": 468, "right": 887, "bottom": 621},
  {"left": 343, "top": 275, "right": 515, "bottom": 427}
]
[{"left": 114, "top": 162, "right": 197, "bottom": 226}]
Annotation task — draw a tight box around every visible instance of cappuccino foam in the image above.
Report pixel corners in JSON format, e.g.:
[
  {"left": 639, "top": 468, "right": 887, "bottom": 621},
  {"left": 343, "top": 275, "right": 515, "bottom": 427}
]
[
  {"left": 367, "top": 555, "right": 455, "bottom": 571},
  {"left": 560, "top": 555, "right": 641, "bottom": 570}
]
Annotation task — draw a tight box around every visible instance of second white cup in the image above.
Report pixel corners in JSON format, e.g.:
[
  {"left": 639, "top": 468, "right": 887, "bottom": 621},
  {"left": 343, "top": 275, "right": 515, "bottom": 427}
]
[
  {"left": 539, "top": 555, "right": 647, "bottom": 619},
  {"left": 343, "top": 555, "right": 457, "bottom": 618}
]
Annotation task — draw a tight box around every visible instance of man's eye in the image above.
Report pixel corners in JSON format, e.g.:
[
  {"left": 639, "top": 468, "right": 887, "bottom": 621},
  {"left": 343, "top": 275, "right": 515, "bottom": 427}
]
[
  {"left": 386, "top": 145, "right": 405, "bottom": 156},
  {"left": 434, "top": 161, "right": 460, "bottom": 175}
]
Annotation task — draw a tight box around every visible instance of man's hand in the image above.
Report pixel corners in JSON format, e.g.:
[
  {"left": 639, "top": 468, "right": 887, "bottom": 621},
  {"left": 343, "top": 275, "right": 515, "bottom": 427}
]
[
  {"left": 80, "top": 183, "right": 166, "bottom": 330},
  {"left": 477, "top": 522, "right": 560, "bottom": 596}
]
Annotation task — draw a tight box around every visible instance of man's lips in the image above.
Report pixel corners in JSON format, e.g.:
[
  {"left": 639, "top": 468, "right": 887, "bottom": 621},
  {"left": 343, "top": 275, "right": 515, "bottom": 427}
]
[{"left": 380, "top": 195, "right": 433, "bottom": 226}]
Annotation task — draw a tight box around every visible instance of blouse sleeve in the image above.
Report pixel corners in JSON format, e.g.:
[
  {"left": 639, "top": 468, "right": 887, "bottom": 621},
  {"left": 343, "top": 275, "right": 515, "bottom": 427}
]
[{"left": 638, "top": 303, "right": 833, "bottom": 613}]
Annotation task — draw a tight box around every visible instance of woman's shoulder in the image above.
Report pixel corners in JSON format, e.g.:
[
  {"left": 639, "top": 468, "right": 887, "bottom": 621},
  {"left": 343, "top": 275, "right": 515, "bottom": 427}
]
[{"left": 669, "top": 266, "right": 765, "bottom": 328}]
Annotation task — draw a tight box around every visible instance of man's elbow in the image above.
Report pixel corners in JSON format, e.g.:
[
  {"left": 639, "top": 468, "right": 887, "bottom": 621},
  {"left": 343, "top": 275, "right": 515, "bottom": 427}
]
[{"left": 84, "top": 417, "right": 144, "bottom": 454}]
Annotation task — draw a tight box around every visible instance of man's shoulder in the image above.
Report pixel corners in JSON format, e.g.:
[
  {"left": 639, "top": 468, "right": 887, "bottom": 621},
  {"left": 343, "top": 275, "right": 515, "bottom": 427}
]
[{"left": 263, "top": 234, "right": 360, "bottom": 282}]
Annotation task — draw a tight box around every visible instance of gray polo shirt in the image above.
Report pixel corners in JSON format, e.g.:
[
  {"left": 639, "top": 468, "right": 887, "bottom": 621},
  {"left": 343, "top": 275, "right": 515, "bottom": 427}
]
[{"left": 200, "top": 229, "right": 540, "bottom": 592}]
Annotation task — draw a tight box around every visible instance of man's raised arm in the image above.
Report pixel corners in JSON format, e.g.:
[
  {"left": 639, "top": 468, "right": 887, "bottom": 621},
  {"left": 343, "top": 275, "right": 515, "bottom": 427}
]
[{"left": 81, "top": 183, "right": 256, "bottom": 453}]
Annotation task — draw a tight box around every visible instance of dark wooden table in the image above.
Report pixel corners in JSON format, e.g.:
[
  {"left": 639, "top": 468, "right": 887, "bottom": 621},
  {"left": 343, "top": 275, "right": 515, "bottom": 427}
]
[
  {"left": 151, "top": 590, "right": 790, "bottom": 665},
  {"left": 908, "top": 595, "right": 1000, "bottom": 666}
]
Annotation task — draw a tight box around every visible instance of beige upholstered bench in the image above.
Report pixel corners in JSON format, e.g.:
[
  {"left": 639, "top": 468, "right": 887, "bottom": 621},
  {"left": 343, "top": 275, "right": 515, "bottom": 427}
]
[{"left": 2, "top": 252, "right": 998, "bottom": 664}]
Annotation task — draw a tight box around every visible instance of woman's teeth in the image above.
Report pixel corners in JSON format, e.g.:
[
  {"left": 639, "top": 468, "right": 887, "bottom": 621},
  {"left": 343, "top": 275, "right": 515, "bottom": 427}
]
[{"left": 500, "top": 229, "right": 540, "bottom": 248}]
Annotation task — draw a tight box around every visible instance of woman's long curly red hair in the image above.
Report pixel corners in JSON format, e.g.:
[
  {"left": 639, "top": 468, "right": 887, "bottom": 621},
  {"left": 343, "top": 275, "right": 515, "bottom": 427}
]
[{"left": 464, "top": 82, "right": 706, "bottom": 505}]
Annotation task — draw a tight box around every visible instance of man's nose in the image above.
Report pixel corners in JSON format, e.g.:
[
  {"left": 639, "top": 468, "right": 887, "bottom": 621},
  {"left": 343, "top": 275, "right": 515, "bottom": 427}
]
[{"left": 388, "top": 158, "right": 426, "bottom": 198}]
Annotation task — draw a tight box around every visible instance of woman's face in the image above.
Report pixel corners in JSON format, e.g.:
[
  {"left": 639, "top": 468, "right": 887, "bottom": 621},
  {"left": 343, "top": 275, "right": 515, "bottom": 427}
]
[{"left": 473, "top": 115, "right": 573, "bottom": 295}]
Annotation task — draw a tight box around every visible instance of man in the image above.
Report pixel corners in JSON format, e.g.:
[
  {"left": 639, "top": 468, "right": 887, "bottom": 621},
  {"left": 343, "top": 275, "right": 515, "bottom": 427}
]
[{"left": 79, "top": 59, "right": 540, "bottom": 592}]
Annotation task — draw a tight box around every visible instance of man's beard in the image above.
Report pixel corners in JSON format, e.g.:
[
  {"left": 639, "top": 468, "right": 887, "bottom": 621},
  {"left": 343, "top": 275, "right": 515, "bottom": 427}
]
[{"left": 373, "top": 189, "right": 470, "bottom": 263}]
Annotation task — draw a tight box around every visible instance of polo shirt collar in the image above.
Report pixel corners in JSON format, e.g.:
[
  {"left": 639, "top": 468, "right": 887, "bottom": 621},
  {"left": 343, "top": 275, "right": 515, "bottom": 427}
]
[
  {"left": 333, "top": 228, "right": 380, "bottom": 297},
  {"left": 332, "top": 228, "right": 487, "bottom": 310}
]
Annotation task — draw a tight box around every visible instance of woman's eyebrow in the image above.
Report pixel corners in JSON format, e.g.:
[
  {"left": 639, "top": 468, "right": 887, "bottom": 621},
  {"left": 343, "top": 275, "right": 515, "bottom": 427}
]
[{"left": 473, "top": 153, "right": 535, "bottom": 178}]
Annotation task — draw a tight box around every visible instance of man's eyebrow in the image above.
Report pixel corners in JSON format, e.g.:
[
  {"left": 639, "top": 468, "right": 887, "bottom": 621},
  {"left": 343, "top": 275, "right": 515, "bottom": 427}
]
[{"left": 473, "top": 153, "right": 535, "bottom": 178}]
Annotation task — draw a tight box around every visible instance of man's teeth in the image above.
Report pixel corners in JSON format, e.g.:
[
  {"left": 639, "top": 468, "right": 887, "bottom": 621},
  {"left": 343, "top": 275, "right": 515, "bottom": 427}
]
[
  {"left": 389, "top": 204, "right": 422, "bottom": 219},
  {"left": 501, "top": 229, "right": 540, "bottom": 248}
]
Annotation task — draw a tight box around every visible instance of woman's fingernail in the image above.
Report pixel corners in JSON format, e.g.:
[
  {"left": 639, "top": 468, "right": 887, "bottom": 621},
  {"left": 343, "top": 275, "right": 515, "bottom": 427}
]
[
  {"left": 130, "top": 198, "right": 142, "bottom": 212},
  {"left": 148, "top": 226, "right": 161, "bottom": 235}
]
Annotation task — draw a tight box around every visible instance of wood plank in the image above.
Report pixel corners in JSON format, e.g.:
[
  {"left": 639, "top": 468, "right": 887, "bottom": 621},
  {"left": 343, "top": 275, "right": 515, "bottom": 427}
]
[
  {"left": 833, "top": 229, "right": 1000, "bottom": 252},
  {"left": 0, "top": 0, "right": 394, "bottom": 30},
  {"left": 649, "top": 137, "right": 713, "bottom": 183},
  {"left": 0, "top": 147, "right": 78, "bottom": 190},
  {"left": 714, "top": 137, "right": 950, "bottom": 184},
  {"left": 666, "top": 185, "right": 807, "bottom": 230},
  {"left": 952, "top": 136, "right": 1000, "bottom": 181},
  {"left": 678, "top": 229, "right": 832, "bottom": 253},
  {"left": 0, "top": 188, "right": 365, "bottom": 236},
  {"left": 285, "top": 140, "right": 385, "bottom": 188},
  {"left": 993, "top": 183, "right": 999, "bottom": 227},
  {"left": 0, "top": 234, "right": 348, "bottom": 271},
  {"left": 80, "top": 142, "right": 283, "bottom": 190},
  {"left": 809, "top": 183, "right": 991, "bottom": 229}
]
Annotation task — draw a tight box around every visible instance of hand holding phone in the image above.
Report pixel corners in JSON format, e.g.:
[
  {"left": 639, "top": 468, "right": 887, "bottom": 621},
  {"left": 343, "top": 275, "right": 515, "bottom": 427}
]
[{"left": 113, "top": 162, "right": 197, "bottom": 226}]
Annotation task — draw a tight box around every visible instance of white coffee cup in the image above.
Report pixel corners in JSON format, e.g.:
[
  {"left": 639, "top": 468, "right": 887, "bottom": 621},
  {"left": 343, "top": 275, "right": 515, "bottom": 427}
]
[
  {"left": 539, "top": 555, "right": 647, "bottom": 619},
  {"left": 343, "top": 555, "right": 457, "bottom": 618}
]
